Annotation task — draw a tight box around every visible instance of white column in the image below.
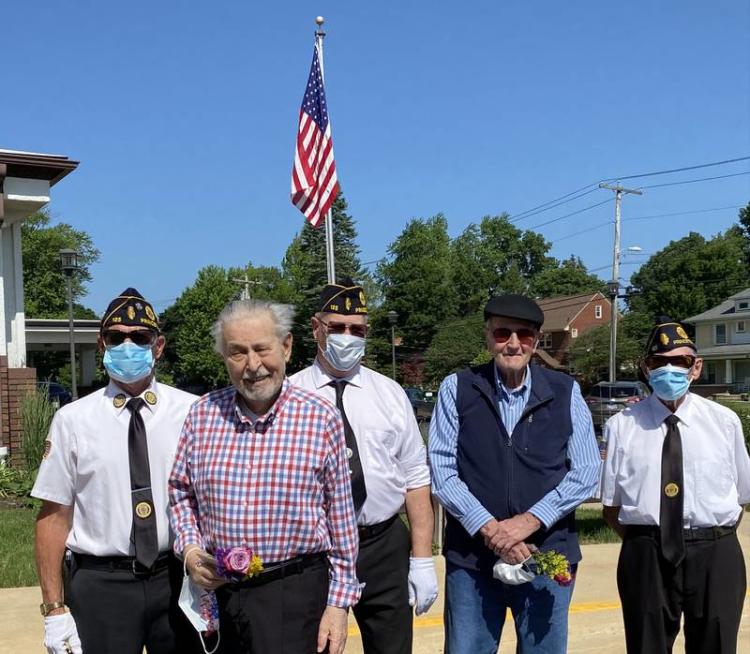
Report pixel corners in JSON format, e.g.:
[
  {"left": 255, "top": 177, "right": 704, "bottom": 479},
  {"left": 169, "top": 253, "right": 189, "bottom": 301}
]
[
  {"left": 0, "top": 225, "right": 6, "bottom": 357},
  {"left": 725, "top": 359, "right": 733, "bottom": 384},
  {"left": 2, "top": 222, "right": 26, "bottom": 367}
]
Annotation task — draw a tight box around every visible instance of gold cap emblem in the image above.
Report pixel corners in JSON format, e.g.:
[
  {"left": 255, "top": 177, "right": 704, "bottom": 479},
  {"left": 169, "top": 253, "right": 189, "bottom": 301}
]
[
  {"left": 660, "top": 333, "right": 670, "bottom": 346},
  {"left": 127, "top": 306, "right": 136, "bottom": 320},
  {"left": 676, "top": 326, "right": 688, "bottom": 339},
  {"left": 145, "top": 305, "right": 156, "bottom": 321},
  {"left": 359, "top": 290, "right": 366, "bottom": 306},
  {"left": 113, "top": 394, "right": 127, "bottom": 409},
  {"left": 135, "top": 501, "right": 153, "bottom": 519},
  {"left": 345, "top": 297, "right": 352, "bottom": 311},
  {"left": 664, "top": 482, "right": 680, "bottom": 498},
  {"left": 144, "top": 391, "right": 157, "bottom": 406}
]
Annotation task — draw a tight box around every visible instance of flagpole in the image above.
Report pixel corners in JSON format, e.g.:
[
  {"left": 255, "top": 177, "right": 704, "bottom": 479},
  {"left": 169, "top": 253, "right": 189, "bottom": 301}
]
[{"left": 316, "top": 15, "right": 336, "bottom": 284}]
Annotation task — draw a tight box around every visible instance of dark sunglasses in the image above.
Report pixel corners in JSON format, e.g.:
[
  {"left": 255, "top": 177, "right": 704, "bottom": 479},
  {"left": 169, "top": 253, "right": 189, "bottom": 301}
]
[
  {"left": 319, "top": 320, "right": 368, "bottom": 338},
  {"left": 103, "top": 330, "right": 157, "bottom": 347},
  {"left": 491, "top": 327, "right": 537, "bottom": 346},
  {"left": 644, "top": 354, "right": 696, "bottom": 371}
]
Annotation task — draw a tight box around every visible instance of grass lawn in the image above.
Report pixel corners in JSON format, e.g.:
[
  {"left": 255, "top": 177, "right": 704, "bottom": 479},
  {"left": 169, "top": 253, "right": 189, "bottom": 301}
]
[
  {"left": 576, "top": 507, "right": 619, "bottom": 544},
  {"left": 0, "top": 502, "right": 38, "bottom": 588}
]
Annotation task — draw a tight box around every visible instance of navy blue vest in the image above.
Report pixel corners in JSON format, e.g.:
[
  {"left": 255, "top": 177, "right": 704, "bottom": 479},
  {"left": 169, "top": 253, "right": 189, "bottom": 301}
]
[{"left": 443, "top": 363, "right": 581, "bottom": 571}]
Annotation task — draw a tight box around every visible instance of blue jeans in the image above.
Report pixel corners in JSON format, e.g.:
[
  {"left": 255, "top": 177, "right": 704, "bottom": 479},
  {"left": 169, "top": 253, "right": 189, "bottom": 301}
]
[{"left": 444, "top": 561, "right": 576, "bottom": 654}]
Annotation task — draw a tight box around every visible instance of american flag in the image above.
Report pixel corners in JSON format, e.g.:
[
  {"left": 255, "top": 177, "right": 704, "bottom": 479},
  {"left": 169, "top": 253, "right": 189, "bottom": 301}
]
[{"left": 291, "top": 44, "right": 340, "bottom": 228}]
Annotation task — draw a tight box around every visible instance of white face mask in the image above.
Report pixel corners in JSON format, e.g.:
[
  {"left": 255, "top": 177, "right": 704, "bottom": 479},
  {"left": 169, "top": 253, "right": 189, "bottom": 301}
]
[
  {"left": 492, "top": 559, "right": 535, "bottom": 585},
  {"left": 178, "top": 566, "right": 221, "bottom": 654},
  {"left": 322, "top": 333, "right": 366, "bottom": 371}
]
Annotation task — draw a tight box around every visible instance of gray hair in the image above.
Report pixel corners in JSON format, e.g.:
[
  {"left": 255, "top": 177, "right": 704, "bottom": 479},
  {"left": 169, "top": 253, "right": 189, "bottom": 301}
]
[{"left": 211, "top": 299, "right": 295, "bottom": 355}]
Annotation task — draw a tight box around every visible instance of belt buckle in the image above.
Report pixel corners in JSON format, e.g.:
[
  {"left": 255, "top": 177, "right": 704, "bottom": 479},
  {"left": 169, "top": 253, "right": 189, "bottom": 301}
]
[{"left": 132, "top": 559, "right": 153, "bottom": 577}]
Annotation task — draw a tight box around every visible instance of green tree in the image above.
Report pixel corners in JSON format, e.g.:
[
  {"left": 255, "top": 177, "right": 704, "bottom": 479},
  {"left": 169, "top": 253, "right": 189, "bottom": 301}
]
[
  {"left": 424, "top": 313, "right": 486, "bottom": 385},
  {"left": 377, "top": 215, "right": 457, "bottom": 353},
  {"left": 282, "top": 195, "right": 366, "bottom": 372},
  {"left": 22, "top": 210, "right": 100, "bottom": 318},
  {"left": 737, "top": 201, "right": 750, "bottom": 268},
  {"left": 451, "top": 215, "right": 556, "bottom": 315},
  {"left": 568, "top": 324, "right": 641, "bottom": 389},
  {"left": 160, "top": 266, "right": 236, "bottom": 391},
  {"left": 627, "top": 228, "right": 750, "bottom": 322},
  {"left": 529, "top": 256, "right": 606, "bottom": 298}
]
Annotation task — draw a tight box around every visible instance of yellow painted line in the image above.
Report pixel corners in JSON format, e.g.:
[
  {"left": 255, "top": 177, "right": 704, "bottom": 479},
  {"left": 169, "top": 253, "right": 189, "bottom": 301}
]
[{"left": 347, "top": 594, "right": 750, "bottom": 636}]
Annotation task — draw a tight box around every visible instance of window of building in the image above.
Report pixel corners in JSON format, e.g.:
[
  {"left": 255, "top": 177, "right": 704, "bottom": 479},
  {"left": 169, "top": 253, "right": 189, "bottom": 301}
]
[
  {"left": 737, "top": 300, "right": 749, "bottom": 312},
  {"left": 541, "top": 334, "right": 552, "bottom": 349},
  {"left": 595, "top": 305, "right": 602, "bottom": 319},
  {"left": 737, "top": 321, "right": 746, "bottom": 333},
  {"left": 715, "top": 324, "right": 727, "bottom": 345},
  {"left": 571, "top": 328, "right": 578, "bottom": 338}
]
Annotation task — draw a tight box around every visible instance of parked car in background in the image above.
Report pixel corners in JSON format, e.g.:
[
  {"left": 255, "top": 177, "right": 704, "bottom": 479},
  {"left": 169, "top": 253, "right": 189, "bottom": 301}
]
[
  {"left": 403, "top": 387, "right": 436, "bottom": 423},
  {"left": 37, "top": 381, "right": 73, "bottom": 408},
  {"left": 585, "top": 381, "right": 650, "bottom": 431}
]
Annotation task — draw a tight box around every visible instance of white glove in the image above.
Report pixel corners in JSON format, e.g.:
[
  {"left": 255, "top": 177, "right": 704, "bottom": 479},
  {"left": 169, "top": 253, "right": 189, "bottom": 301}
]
[
  {"left": 407, "top": 557, "right": 439, "bottom": 615},
  {"left": 43, "top": 612, "right": 82, "bottom": 654},
  {"left": 492, "top": 558, "right": 535, "bottom": 586}
]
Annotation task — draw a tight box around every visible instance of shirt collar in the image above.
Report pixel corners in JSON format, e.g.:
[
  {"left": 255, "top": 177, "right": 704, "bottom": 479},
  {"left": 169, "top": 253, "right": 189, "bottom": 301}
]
[
  {"left": 105, "top": 378, "right": 160, "bottom": 416},
  {"left": 233, "top": 377, "right": 293, "bottom": 430},
  {"left": 311, "top": 357, "right": 363, "bottom": 389},
  {"left": 494, "top": 364, "right": 532, "bottom": 399},
  {"left": 646, "top": 391, "right": 693, "bottom": 428}
]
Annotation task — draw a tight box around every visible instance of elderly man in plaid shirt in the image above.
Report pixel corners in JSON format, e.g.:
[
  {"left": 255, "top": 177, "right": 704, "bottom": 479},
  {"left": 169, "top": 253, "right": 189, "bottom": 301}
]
[{"left": 169, "top": 299, "right": 361, "bottom": 654}]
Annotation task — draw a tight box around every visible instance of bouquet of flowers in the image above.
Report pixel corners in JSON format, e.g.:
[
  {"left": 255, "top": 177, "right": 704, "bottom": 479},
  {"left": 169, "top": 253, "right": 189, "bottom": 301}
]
[
  {"left": 214, "top": 546, "right": 264, "bottom": 582},
  {"left": 529, "top": 549, "right": 573, "bottom": 586},
  {"left": 493, "top": 548, "right": 573, "bottom": 587}
]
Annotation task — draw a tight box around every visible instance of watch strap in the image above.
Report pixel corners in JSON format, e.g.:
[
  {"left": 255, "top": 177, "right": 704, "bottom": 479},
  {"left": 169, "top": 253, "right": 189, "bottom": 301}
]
[{"left": 40, "top": 601, "right": 66, "bottom": 616}]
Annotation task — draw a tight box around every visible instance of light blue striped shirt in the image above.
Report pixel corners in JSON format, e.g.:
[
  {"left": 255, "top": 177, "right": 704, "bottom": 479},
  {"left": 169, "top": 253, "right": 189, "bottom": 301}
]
[{"left": 428, "top": 365, "right": 601, "bottom": 536}]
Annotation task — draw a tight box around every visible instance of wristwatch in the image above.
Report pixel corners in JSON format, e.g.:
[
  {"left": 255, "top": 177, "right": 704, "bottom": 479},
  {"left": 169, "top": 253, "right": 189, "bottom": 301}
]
[{"left": 40, "top": 601, "right": 66, "bottom": 616}]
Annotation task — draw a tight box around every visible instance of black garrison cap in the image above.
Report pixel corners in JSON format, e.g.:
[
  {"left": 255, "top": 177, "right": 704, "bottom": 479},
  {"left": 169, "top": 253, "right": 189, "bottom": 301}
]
[
  {"left": 319, "top": 278, "right": 368, "bottom": 315},
  {"left": 483, "top": 294, "right": 544, "bottom": 329},
  {"left": 644, "top": 315, "right": 696, "bottom": 355},
  {"left": 101, "top": 287, "right": 160, "bottom": 332}
]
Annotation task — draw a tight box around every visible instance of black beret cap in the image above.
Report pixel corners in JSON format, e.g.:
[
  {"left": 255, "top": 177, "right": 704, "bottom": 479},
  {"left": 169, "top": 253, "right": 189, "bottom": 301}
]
[
  {"left": 101, "top": 287, "right": 160, "bottom": 332},
  {"left": 644, "top": 315, "right": 696, "bottom": 355},
  {"left": 483, "top": 294, "right": 544, "bottom": 329},
  {"left": 319, "top": 277, "right": 368, "bottom": 315}
]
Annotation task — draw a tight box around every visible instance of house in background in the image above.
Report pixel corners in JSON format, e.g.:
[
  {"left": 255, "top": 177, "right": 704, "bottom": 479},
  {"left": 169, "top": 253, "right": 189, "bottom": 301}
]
[
  {"left": 686, "top": 288, "right": 750, "bottom": 392},
  {"left": 536, "top": 292, "right": 612, "bottom": 367}
]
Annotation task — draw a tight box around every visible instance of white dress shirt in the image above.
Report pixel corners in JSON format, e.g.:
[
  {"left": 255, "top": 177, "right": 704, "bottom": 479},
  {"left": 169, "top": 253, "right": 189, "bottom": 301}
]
[
  {"left": 289, "top": 360, "right": 431, "bottom": 526},
  {"left": 601, "top": 392, "right": 750, "bottom": 528},
  {"left": 32, "top": 379, "right": 197, "bottom": 556}
]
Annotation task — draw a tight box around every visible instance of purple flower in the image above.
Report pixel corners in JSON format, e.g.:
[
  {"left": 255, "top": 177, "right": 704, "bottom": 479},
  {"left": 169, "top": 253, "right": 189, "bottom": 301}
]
[{"left": 224, "top": 548, "right": 251, "bottom": 575}]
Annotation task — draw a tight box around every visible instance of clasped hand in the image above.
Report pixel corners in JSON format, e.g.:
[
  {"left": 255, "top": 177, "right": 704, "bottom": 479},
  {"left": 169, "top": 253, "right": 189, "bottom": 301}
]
[{"left": 480, "top": 513, "right": 541, "bottom": 562}]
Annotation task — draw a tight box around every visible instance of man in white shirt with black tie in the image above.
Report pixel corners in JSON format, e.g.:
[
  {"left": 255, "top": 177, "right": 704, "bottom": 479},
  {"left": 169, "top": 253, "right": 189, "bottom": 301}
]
[
  {"left": 290, "top": 278, "right": 438, "bottom": 654},
  {"left": 32, "top": 288, "right": 201, "bottom": 654},
  {"left": 602, "top": 317, "right": 750, "bottom": 654}
]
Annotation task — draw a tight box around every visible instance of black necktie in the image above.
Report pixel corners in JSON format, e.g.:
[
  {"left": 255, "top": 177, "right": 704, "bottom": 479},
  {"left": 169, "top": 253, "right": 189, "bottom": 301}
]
[
  {"left": 661, "top": 414, "right": 685, "bottom": 566},
  {"left": 330, "top": 381, "right": 367, "bottom": 512},
  {"left": 126, "top": 397, "right": 159, "bottom": 568}
]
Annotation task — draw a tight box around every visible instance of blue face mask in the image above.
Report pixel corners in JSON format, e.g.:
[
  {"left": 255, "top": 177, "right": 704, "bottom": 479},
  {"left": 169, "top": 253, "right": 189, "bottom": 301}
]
[
  {"left": 103, "top": 342, "right": 155, "bottom": 384},
  {"left": 648, "top": 364, "right": 691, "bottom": 402}
]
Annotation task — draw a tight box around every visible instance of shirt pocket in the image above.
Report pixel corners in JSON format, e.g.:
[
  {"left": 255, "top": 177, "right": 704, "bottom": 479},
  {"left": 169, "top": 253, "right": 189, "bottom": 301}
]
[
  {"left": 694, "top": 459, "right": 735, "bottom": 498},
  {"left": 361, "top": 429, "right": 398, "bottom": 475}
]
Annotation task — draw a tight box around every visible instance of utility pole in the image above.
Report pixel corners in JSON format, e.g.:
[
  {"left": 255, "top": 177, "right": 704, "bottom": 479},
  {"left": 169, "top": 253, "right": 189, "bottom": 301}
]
[
  {"left": 599, "top": 183, "right": 642, "bottom": 383},
  {"left": 231, "top": 274, "right": 263, "bottom": 300}
]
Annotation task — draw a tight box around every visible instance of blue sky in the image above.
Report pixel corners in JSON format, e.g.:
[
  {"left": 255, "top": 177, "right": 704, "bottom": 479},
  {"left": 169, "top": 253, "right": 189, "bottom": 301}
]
[{"left": 3, "top": 1, "right": 749, "bottom": 313}]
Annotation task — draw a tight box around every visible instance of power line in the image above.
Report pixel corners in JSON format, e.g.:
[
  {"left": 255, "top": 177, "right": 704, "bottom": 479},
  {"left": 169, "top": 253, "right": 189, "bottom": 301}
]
[
  {"left": 509, "top": 187, "right": 600, "bottom": 223},
  {"left": 607, "top": 155, "right": 750, "bottom": 182},
  {"left": 637, "top": 170, "right": 750, "bottom": 190},
  {"left": 526, "top": 198, "right": 613, "bottom": 231},
  {"left": 623, "top": 205, "right": 743, "bottom": 222}
]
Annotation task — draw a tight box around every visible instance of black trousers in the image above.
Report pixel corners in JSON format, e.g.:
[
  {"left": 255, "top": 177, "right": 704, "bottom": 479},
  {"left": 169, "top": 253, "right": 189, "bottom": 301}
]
[
  {"left": 354, "top": 516, "right": 413, "bottom": 654},
  {"left": 617, "top": 527, "right": 746, "bottom": 654},
  {"left": 215, "top": 555, "right": 329, "bottom": 654},
  {"left": 65, "top": 554, "right": 203, "bottom": 654}
]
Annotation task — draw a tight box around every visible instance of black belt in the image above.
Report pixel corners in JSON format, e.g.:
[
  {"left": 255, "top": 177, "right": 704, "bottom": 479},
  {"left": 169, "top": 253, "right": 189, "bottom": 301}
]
[
  {"left": 73, "top": 551, "right": 172, "bottom": 576},
  {"left": 358, "top": 514, "right": 398, "bottom": 541},
  {"left": 228, "top": 552, "right": 327, "bottom": 588},
  {"left": 625, "top": 524, "right": 737, "bottom": 542}
]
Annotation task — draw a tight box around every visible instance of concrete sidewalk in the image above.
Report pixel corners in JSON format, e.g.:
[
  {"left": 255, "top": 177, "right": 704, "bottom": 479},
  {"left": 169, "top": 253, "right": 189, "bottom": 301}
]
[{"left": 3, "top": 522, "right": 749, "bottom": 653}]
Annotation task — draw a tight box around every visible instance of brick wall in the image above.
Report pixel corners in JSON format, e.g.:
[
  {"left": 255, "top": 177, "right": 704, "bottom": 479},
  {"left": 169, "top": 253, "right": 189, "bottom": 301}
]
[{"left": 0, "top": 356, "right": 37, "bottom": 465}]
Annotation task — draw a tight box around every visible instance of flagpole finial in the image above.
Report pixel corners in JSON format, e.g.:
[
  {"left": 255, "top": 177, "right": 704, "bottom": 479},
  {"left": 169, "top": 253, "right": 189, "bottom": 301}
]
[{"left": 315, "top": 16, "right": 325, "bottom": 27}]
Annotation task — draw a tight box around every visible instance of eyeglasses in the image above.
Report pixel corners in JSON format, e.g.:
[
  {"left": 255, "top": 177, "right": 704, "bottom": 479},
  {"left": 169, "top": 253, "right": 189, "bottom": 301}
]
[
  {"left": 103, "top": 330, "right": 157, "bottom": 347},
  {"left": 318, "top": 319, "right": 368, "bottom": 338},
  {"left": 490, "top": 327, "right": 537, "bottom": 346},
  {"left": 644, "top": 354, "right": 696, "bottom": 370}
]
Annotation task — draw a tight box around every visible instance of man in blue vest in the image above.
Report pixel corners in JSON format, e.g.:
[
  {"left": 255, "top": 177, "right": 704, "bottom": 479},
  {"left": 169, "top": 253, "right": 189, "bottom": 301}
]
[{"left": 429, "top": 294, "right": 601, "bottom": 654}]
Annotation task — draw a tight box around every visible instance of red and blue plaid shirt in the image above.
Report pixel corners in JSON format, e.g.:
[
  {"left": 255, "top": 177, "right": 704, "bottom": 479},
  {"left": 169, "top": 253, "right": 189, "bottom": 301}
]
[{"left": 168, "top": 379, "right": 361, "bottom": 608}]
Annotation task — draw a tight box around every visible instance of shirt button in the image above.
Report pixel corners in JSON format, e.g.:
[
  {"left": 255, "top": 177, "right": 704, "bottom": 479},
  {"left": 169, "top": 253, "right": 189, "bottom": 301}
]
[{"left": 346, "top": 447, "right": 353, "bottom": 459}]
